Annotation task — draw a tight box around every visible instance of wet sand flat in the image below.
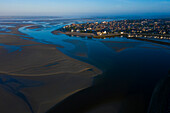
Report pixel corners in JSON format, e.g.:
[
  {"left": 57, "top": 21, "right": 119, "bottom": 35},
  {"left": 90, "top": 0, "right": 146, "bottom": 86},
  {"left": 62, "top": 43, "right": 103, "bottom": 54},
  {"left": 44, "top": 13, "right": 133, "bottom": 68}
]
[
  {"left": 0, "top": 24, "right": 102, "bottom": 113},
  {"left": 26, "top": 25, "right": 44, "bottom": 30},
  {"left": 0, "top": 34, "right": 39, "bottom": 46},
  {"left": 0, "top": 23, "right": 33, "bottom": 35},
  {"left": 0, "top": 85, "right": 32, "bottom": 113},
  {"left": 0, "top": 44, "right": 100, "bottom": 76}
]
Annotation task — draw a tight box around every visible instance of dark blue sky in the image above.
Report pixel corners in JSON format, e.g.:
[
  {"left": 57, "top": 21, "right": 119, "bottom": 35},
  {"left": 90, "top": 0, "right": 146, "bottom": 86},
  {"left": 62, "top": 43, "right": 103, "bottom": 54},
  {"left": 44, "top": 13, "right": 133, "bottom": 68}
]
[{"left": 0, "top": 0, "right": 170, "bottom": 16}]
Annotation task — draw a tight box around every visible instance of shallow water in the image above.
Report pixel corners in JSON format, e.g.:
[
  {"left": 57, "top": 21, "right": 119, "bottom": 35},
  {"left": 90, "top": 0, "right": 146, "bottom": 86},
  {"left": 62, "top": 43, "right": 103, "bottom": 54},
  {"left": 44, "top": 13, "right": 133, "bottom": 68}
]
[{"left": 0, "top": 43, "right": 22, "bottom": 53}]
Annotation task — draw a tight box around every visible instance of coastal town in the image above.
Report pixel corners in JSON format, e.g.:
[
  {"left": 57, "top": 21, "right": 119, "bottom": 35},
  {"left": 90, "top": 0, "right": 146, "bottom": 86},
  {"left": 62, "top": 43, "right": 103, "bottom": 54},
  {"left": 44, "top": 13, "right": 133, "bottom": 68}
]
[{"left": 54, "top": 18, "right": 170, "bottom": 39}]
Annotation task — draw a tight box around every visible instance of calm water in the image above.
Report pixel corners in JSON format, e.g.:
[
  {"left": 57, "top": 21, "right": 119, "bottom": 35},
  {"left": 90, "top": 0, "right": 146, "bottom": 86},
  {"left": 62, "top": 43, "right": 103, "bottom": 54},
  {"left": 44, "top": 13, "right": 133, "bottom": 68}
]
[{"left": 1, "top": 17, "right": 170, "bottom": 113}]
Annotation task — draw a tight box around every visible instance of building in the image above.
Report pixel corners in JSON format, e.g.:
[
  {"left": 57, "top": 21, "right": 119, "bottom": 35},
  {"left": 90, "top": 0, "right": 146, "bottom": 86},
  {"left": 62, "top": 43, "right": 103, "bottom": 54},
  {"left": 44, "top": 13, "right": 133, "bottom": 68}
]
[
  {"left": 97, "top": 32, "right": 102, "bottom": 36},
  {"left": 102, "top": 31, "right": 107, "bottom": 34}
]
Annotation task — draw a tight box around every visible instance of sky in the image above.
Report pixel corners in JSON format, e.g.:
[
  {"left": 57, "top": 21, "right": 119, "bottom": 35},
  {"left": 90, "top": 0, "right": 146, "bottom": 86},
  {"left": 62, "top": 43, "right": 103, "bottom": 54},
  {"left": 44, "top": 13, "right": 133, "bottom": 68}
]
[{"left": 0, "top": 0, "right": 170, "bottom": 16}]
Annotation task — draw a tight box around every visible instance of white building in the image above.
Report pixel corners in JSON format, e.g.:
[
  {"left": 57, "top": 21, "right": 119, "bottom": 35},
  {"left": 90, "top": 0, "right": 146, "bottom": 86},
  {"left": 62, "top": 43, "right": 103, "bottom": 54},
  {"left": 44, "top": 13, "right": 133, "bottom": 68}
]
[
  {"left": 102, "top": 31, "right": 107, "bottom": 34},
  {"left": 121, "top": 32, "right": 124, "bottom": 34},
  {"left": 76, "top": 29, "right": 80, "bottom": 32}
]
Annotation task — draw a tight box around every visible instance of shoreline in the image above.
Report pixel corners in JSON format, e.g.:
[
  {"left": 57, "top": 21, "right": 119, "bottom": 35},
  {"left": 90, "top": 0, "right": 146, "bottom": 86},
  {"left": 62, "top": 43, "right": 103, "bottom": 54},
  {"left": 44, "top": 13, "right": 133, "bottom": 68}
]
[
  {"left": 52, "top": 30, "right": 170, "bottom": 38},
  {"left": 52, "top": 30, "right": 170, "bottom": 46},
  {"left": 52, "top": 30, "right": 95, "bottom": 37}
]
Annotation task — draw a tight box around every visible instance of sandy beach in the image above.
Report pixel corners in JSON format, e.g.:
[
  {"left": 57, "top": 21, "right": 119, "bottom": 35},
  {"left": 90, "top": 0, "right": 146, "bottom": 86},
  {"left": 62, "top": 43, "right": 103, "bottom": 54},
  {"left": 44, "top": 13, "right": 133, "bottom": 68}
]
[{"left": 52, "top": 30, "right": 95, "bottom": 37}]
